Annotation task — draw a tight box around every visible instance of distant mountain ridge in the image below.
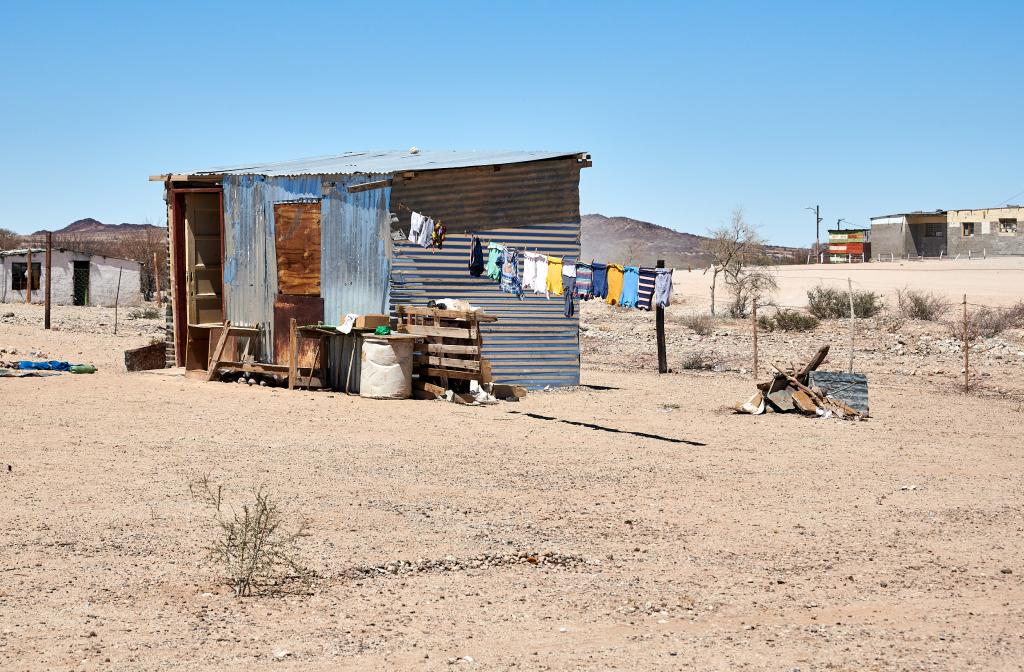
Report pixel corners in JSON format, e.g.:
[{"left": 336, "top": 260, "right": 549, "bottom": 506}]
[
  {"left": 32, "top": 218, "right": 164, "bottom": 237},
  {"left": 581, "top": 213, "right": 804, "bottom": 268}
]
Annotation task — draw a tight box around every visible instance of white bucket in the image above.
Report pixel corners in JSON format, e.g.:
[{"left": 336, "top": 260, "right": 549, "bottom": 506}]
[{"left": 359, "top": 337, "right": 413, "bottom": 399}]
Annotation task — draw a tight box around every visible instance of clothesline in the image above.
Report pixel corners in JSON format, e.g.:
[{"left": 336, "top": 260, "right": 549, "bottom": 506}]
[{"left": 469, "top": 238, "right": 674, "bottom": 318}]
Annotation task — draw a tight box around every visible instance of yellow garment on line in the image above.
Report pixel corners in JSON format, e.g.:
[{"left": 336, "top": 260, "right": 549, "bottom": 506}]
[
  {"left": 605, "top": 264, "right": 624, "bottom": 305},
  {"left": 545, "top": 256, "right": 564, "bottom": 296}
]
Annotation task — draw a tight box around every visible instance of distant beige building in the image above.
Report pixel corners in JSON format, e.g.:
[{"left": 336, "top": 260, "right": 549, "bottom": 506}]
[
  {"left": 870, "top": 206, "right": 1022, "bottom": 259},
  {"left": 946, "top": 206, "right": 1022, "bottom": 257}
]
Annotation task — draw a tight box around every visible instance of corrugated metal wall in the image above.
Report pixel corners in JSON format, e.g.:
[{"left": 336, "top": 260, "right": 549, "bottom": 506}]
[
  {"left": 222, "top": 174, "right": 391, "bottom": 362},
  {"left": 390, "top": 223, "right": 582, "bottom": 389},
  {"left": 321, "top": 177, "right": 392, "bottom": 321},
  {"left": 389, "top": 158, "right": 582, "bottom": 234}
]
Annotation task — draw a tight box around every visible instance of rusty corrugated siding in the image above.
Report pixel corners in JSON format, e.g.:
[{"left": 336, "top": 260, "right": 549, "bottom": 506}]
[
  {"left": 389, "top": 158, "right": 582, "bottom": 234},
  {"left": 222, "top": 174, "right": 391, "bottom": 362},
  {"left": 390, "top": 223, "right": 581, "bottom": 389}
]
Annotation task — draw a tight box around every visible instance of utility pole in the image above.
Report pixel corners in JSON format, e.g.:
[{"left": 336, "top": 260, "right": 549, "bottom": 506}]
[{"left": 806, "top": 205, "right": 823, "bottom": 263}]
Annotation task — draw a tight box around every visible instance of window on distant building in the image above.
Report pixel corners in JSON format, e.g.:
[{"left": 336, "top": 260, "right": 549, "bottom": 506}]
[
  {"left": 998, "top": 218, "right": 1018, "bottom": 234},
  {"left": 925, "top": 223, "right": 945, "bottom": 237},
  {"left": 961, "top": 222, "right": 975, "bottom": 237},
  {"left": 11, "top": 262, "right": 41, "bottom": 291}
]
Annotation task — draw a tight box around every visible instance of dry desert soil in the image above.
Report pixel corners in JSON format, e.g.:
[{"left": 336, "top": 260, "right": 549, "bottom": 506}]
[{"left": 2, "top": 269, "right": 1023, "bottom": 671}]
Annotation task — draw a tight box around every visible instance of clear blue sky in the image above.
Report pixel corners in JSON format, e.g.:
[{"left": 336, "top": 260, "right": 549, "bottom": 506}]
[{"left": 1, "top": 1, "right": 1021, "bottom": 246}]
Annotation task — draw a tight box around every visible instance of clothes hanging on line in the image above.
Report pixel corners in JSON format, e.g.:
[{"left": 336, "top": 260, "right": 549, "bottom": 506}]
[
  {"left": 545, "top": 256, "right": 564, "bottom": 296},
  {"left": 499, "top": 247, "right": 523, "bottom": 298},
  {"left": 431, "top": 221, "right": 446, "bottom": 249},
  {"left": 408, "top": 212, "right": 428, "bottom": 245},
  {"left": 605, "top": 264, "right": 624, "bottom": 305},
  {"left": 485, "top": 242, "right": 504, "bottom": 280},
  {"left": 590, "top": 262, "right": 608, "bottom": 300},
  {"left": 636, "top": 267, "right": 657, "bottom": 310},
  {"left": 655, "top": 268, "right": 673, "bottom": 308},
  {"left": 562, "top": 272, "right": 577, "bottom": 318},
  {"left": 523, "top": 251, "right": 547, "bottom": 293},
  {"left": 619, "top": 266, "right": 640, "bottom": 308},
  {"left": 562, "top": 258, "right": 577, "bottom": 278},
  {"left": 576, "top": 263, "right": 593, "bottom": 300},
  {"left": 468, "top": 236, "right": 484, "bottom": 276}
]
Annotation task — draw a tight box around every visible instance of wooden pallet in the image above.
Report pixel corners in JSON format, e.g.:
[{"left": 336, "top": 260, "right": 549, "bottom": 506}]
[{"left": 396, "top": 305, "right": 496, "bottom": 393}]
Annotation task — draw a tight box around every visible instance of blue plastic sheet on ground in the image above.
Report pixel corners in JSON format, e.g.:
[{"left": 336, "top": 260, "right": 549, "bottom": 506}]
[{"left": 17, "top": 360, "right": 72, "bottom": 371}]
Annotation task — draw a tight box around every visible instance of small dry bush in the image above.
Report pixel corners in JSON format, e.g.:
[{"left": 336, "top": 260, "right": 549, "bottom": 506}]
[
  {"left": 128, "top": 306, "right": 162, "bottom": 320},
  {"left": 189, "top": 474, "right": 311, "bottom": 597},
  {"left": 765, "top": 309, "right": 819, "bottom": 331},
  {"left": 896, "top": 288, "right": 950, "bottom": 321},
  {"left": 807, "top": 285, "right": 884, "bottom": 319},
  {"left": 958, "top": 303, "right": 1024, "bottom": 338},
  {"left": 680, "top": 313, "right": 714, "bottom": 336},
  {"left": 679, "top": 350, "right": 719, "bottom": 370}
]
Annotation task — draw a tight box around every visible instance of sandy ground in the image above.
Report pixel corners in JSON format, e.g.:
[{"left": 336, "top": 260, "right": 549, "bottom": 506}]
[
  {"left": 2, "top": 294, "right": 1023, "bottom": 671},
  {"left": 673, "top": 257, "right": 1024, "bottom": 311}
]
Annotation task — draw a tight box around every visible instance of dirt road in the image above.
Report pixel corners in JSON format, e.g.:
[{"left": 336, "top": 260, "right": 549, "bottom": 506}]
[{"left": 1, "top": 303, "right": 1023, "bottom": 670}]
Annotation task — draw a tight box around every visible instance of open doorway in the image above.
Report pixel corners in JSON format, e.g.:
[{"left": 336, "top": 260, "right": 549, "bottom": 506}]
[
  {"left": 184, "top": 192, "right": 224, "bottom": 325},
  {"left": 73, "top": 261, "right": 89, "bottom": 305}
]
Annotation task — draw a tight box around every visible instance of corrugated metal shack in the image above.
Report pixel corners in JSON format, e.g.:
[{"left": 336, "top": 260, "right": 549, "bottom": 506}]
[{"left": 151, "top": 149, "right": 592, "bottom": 388}]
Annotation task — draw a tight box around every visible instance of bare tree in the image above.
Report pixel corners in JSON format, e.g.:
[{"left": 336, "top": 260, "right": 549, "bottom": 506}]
[
  {"left": 702, "top": 208, "right": 765, "bottom": 316},
  {"left": 727, "top": 266, "right": 778, "bottom": 317},
  {"left": 0, "top": 228, "right": 23, "bottom": 250}
]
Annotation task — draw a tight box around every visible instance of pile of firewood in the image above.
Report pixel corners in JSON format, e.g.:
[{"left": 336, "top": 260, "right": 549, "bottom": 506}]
[{"left": 737, "top": 345, "right": 868, "bottom": 420}]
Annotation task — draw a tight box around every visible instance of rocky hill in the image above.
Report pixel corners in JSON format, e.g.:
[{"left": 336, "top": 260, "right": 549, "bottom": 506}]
[
  {"left": 581, "top": 214, "right": 806, "bottom": 268},
  {"left": 32, "top": 218, "right": 164, "bottom": 238}
]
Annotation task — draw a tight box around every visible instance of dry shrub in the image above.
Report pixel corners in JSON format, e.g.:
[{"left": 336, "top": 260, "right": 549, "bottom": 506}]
[
  {"left": 896, "top": 288, "right": 951, "bottom": 321},
  {"left": 189, "top": 474, "right": 311, "bottom": 597},
  {"left": 759, "top": 308, "right": 819, "bottom": 332},
  {"left": 680, "top": 313, "right": 714, "bottom": 336},
  {"left": 679, "top": 350, "right": 719, "bottom": 370},
  {"left": 128, "top": 306, "right": 162, "bottom": 320},
  {"left": 807, "top": 285, "right": 884, "bottom": 319}
]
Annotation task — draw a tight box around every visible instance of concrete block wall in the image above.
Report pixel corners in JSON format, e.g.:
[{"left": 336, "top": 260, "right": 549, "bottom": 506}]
[
  {"left": 947, "top": 208, "right": 1024, "bottom": 257},
  {"left": 868, "top": 219, "right": 912, "bottom": 259}
]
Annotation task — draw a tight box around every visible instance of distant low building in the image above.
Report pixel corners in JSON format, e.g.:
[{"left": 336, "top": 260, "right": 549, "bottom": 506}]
[
  {"left": 0, "top": 248, "right": 142, "bottom": 306},
  {"left": 870, "top": 206, "right": 1023, "bottom": 259},
  {"left": 946, "top": 206, "right": 1023, "bottom": 257},
  {"left": 826, "top": 227, "right": 871, "bottom": 263},
  {"left": 869, "top": 210, "right": 947, "bottom": 259}
]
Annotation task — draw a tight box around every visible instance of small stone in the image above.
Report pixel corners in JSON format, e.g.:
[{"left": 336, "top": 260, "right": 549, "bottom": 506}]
[
  {"left": 1000, "top": 568, "right": 1012, "bottom": 575},
  {"left": 880, "top": 581, "right": 888, "bottom": 588}
]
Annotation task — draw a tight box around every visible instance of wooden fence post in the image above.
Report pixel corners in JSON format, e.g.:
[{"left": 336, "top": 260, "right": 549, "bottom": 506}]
[
  {"left": 655, "top": 259, "right": 668, "bottom": 374},
  {"left": 847, "top": 278, "right": 855, "bottom": 373},
  {"left": 751, "top": 298, "right": 758, "bottom": 378},
  {"left": 113, "top": 266, "right": 123, "bottom": 335},
  {"left": 962, "top": 294, "right": 969, "bottom": 393},
  {"left": 153, "top": 251, "right": 162, "bottom": 307},
  {"left": 44, "top": 233, "right": 52, "bottom": 329},
  {"left": 25, "top": 249, "right": 33, "bottom": 304}
]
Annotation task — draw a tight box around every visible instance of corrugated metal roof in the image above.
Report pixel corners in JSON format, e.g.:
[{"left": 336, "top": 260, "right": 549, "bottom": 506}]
[{"left": 179, "top": 149, "right": 585, "bottom": 178}]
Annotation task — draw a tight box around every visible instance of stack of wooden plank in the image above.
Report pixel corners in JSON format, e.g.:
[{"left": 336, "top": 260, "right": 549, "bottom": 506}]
[
  {"left": 395, "top": 305, "right": 497, "bottom": 399},
  {"left": 737, "top": 345, "right": 869, "bottom": 419}
]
